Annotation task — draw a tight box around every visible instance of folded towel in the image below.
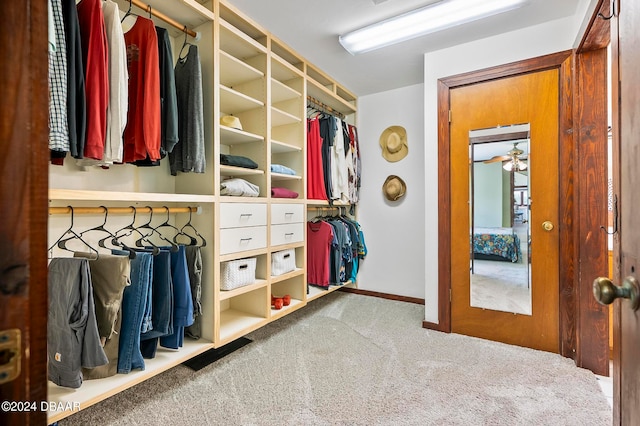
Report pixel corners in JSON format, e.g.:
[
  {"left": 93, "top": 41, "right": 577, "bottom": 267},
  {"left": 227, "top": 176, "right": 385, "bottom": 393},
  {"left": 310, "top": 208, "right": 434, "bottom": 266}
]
[
  {"left": 221, "top": 178, "right": 260, "bottom": 197},
  {"left": 270, "top": 164, "right": 296, "bottom": 175},
  {"left": 271, "top": 187, "right": 299, "bottom": 198},
  {"left": 220, "top": 154, "right": 258, "bottom": 169}
]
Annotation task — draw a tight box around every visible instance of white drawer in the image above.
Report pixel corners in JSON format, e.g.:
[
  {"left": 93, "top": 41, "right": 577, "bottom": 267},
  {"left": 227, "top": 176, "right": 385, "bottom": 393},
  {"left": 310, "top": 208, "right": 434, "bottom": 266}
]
[
  {"left": 271, "top": 203, "right": 304, "bottom": 225},
  {"left": 270, "top": 223, "right": 304, "bottom": 246},
  {"left": 220, "top": 226, "right": 267, "bottom": 255},
  {"left": 220, "top": 203, "right": 267, "bottom": 229}
]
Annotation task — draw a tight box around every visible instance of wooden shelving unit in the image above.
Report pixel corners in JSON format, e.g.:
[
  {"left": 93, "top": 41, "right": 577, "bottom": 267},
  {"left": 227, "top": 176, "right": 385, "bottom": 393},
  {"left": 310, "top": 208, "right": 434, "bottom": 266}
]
[{"left": 46, "top": 0, "right": 357, "bottom": 423}]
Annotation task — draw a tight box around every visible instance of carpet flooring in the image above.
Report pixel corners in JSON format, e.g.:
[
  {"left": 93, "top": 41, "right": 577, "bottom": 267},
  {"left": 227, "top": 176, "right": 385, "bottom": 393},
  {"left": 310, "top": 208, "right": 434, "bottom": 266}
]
[{"left": 58, "top": 292, "right": 611, "bottom": 426}]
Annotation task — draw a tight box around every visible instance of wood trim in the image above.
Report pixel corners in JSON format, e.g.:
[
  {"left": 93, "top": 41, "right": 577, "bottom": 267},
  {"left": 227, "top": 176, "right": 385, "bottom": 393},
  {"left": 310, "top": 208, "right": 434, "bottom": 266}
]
[
  {"left": 558, "top": 54, "right": 578, "bottom": 360},
  {"left": 422, "top": 320, "right": 449, "bottom": 333},
  {"left": 576, "top": 0, "right": 611, "bottom": 53},
  {"left": 436, "top": 79, "right": 452, "bottom": 333},
  {"left": 339, "top": 287, "right": 425, "bottom": 305},
  {"left": 573, "top": 48, "right": 609, "bottom": 376},
  {"left": 0, "top": 1, "right": 48, "bottom": 425},
  {"left": 437, "top": 50, "right": 572, "bottom": 340},
  {"left": 439, "top": 50, "right": 573, "bottom": 89}
]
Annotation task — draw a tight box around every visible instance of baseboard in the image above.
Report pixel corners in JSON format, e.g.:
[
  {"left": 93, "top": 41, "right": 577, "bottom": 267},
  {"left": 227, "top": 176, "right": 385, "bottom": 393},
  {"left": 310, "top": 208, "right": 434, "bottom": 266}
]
[
  {"left": 338, "top": 287, "right": 425, "bottom": 305},
  {"left": 422, "top": 320, "right": 449, "bottom": 332},
  {"left": 182, "top": 337, "right": 252, "bottom": 371}
]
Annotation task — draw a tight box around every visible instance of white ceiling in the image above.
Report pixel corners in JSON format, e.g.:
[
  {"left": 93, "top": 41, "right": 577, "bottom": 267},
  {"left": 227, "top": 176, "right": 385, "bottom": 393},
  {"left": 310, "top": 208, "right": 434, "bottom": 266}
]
[{"left": 224, "top": 0, "right": 585, "bottom": 96}]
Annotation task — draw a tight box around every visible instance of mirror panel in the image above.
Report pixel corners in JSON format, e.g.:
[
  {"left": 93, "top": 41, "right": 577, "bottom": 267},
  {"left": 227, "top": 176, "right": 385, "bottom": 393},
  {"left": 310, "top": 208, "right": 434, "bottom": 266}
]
[{"left": 469, "top": 124, "right": 531, "bottom": 315}]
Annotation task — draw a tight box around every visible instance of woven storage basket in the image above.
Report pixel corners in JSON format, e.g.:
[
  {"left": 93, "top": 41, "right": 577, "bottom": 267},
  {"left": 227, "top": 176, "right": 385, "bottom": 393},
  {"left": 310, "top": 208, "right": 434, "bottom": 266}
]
[
  {"left": 220, "top": 257, "right": 257, "bottom": 290},
  {"left": 271, "top": 249, "right": 296, "bottom": 276}
]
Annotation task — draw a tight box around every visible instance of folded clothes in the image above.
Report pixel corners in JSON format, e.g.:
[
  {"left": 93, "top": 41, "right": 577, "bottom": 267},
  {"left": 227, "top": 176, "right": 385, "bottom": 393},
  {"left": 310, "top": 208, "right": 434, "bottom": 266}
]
[
  {"left": 221, "top": 178, "right": 260, "bottom": 197},
  {"left": 270, "top": 164, "right": 296, "bottom": 175},
  {"left": 271, "top": 187, "right": 299, "bottom": 198},
  {"left": 220, "top": 154, "right": 258, "bottom": 169}
]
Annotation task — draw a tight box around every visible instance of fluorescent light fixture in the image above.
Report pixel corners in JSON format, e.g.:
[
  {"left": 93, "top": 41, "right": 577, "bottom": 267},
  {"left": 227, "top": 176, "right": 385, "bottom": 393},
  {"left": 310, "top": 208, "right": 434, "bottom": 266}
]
[{"left": 339, "top": 0, "right": 527, "bottom": 55}]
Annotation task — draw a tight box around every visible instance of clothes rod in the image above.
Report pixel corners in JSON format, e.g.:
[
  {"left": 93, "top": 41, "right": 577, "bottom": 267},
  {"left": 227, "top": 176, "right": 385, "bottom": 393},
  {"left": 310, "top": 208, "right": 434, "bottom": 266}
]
[
  {"left": 307, "top": 96, "right": 345, "bottom": 119},
  {"left": 49, "top": 206, "right": 199, "bottom": 215},
  {"left": 125, "top": 0, "right": 200, "bottom": 40}
]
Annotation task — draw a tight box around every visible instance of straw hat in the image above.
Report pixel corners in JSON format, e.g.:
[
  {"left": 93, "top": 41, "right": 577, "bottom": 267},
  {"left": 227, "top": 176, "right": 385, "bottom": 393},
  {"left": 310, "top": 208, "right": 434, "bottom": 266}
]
[
  {"left": 220, "top": 115, "right": 243, "bottom": 130},
  {"left": 383, "top": 175, "right": 406, "bottom": 201},
  {"left": 379, "top": 125, "right": 408, "bottom": 162}
]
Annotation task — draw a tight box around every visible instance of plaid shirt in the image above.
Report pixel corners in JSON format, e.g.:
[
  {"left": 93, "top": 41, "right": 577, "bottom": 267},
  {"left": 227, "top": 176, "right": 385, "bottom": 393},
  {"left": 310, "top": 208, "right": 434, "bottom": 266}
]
[{"left": 48, "top": 0, "right": 69, "bottom": 153}]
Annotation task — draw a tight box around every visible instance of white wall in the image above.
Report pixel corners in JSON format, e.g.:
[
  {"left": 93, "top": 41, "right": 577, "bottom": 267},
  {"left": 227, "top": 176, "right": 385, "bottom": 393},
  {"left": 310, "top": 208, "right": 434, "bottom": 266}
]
[
  {"left": 356, "top": 83, "right": 425, "bottom": 299},
  {"left": 474, "top": 162, "right": 504, "bottom": 228},
  {"left": 423, "top": 10, "right": 592, "bottom": 323}
]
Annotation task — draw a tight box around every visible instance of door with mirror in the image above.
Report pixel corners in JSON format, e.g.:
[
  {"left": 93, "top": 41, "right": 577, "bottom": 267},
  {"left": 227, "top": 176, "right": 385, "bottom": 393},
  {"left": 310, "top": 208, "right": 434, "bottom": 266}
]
[{"left": 450, "top": 70, "right": 560, "bottom": 352}]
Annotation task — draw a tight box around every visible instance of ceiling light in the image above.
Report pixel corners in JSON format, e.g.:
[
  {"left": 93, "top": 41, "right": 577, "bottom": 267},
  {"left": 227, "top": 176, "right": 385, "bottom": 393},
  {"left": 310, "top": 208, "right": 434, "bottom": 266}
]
[
  {"left": 503, "top": 157, "right": 527, "bottom": 172},
  {"left": 339, "top": 0, "right": 527, "bottom": 55}
]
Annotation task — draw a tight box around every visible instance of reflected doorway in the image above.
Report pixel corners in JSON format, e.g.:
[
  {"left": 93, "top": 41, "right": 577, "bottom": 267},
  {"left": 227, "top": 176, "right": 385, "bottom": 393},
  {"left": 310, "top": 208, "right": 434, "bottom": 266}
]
[{"left": 469, "top": 124, "right": 531, "bottom": 315}]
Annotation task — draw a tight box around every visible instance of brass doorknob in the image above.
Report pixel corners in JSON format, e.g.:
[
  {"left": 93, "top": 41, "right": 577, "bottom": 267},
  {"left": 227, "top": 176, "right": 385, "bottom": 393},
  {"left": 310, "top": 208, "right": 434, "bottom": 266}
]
[
  {"left": 593, "top": 276, "right": 640, "bottom": 311},
  {"left": 542, "top": 221, "right": 554, "bottom": 231}
]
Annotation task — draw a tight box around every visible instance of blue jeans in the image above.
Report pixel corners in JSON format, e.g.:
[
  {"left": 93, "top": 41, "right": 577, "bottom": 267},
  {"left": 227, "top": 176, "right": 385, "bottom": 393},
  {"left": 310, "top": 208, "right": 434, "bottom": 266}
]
[
  {"left": 160, "top": 245, "right": 194, "bottom": 349},
  {"left": 116, "top": 250, "right": 153, "bottom": 374},
  {"left": 140, "top": 249, "right": 174, "bottom": 358}
]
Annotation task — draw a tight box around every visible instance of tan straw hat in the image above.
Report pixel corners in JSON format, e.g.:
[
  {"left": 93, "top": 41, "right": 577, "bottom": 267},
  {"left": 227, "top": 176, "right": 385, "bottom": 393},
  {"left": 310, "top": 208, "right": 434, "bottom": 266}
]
[
  {"left": 383, "top": 175, "right": 406, "bottom": 201},
  {"left": 379, "top": 125, "right": 408, "bottom": 162},
  {"left": 220, "top": 115, "right": 243, "bottom": 130}
]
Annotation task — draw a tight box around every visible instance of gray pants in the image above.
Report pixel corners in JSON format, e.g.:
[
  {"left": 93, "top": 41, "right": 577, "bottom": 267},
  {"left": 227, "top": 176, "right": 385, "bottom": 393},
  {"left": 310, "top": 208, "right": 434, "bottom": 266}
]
[{"left": 48, "top": 258, "right": 108, "bottom": 388}]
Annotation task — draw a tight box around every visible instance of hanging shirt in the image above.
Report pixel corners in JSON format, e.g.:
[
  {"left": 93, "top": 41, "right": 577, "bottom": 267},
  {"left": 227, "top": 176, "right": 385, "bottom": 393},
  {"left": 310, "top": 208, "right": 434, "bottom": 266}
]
[
  {"left": 123, "top": 16, "right": 161, "bottom": 163},
  {"left": 170, "top": 44, "right": 205, "bottom": 175},
  {"left": 48, "top": 0, "right": 69, "bottom": 157},
  {"left": 319, "top": 116, "right": 335, "bottom": 201},
  {"left": 77, "top": 0, "right": 109, "bottom": 160},
  {"left": 331, "top": 118, "right": 349, "bottom": 203},
  {"left": 307, "top": 221, "right": 335, "bottom": 288},
  {"left": 347, "top": 124, "right": 361, "bottom": 205},
  {"left": 101, "top": 0, "right": 127, "bottom": 164},
  {"left": 307, "top": 118, "right": 328, "bottom": 200},
  {"left": 61, "top": 0, "right": 86, "bottom": 160}
]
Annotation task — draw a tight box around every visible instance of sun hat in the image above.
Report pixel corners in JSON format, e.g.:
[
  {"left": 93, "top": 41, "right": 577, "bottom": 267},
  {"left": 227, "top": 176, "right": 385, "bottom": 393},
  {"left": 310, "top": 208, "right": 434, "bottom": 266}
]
[
  {"left": 379, "top": 125, "right": 408, "bottom": 162},
  {"left": 220, "top": 115, "right": 243, "bottom": 130},
  {"left": 383, "top": 175, "right": 406, "bottom": 201}
]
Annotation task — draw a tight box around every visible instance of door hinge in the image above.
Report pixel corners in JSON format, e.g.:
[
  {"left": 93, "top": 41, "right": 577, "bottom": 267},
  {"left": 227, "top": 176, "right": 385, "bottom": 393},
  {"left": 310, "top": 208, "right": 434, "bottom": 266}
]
[{"left": 448, "top": 110, "right": 452, "bottom": 123}]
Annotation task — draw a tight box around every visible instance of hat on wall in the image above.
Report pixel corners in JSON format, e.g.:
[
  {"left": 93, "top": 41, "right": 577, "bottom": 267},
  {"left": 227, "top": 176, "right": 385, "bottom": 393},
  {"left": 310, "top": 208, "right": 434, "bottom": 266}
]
[
  {"left": 379, "top": 125, "right": 408, "bottom": 162},
  {"left": 220, "top": 115, "right": 243, "bottom": 130},
  {"left": 383, "top": 175, "right": 406, "bottom": 201}
]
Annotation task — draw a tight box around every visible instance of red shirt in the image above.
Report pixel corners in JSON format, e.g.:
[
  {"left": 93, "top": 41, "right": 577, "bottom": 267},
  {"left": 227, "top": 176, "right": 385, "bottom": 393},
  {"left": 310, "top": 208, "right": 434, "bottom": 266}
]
[
  {"left": 307, "top": 221, "right": 334, "bottom": 287},
  {"left": 77, "top": 0, "right": 109, "bottom": 160},
  {"left": 123, "top": 17, "right": 160, "bottom": 163}
]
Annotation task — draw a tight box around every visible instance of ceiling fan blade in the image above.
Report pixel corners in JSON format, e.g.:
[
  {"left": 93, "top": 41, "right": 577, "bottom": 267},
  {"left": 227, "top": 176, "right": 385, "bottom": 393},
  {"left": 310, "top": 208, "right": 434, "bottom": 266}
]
[{"left": 483, "top": 155, "right": 510, "bottom": 164}]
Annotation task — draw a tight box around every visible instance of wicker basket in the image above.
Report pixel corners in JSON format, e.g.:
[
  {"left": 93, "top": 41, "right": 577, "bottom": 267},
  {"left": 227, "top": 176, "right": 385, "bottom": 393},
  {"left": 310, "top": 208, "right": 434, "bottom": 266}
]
[
  {"left": 220, "top": 257, "right": 257, "bottom": 290},
  {"left": 271, "top": 249, "right": 296, "bottom": 276}
]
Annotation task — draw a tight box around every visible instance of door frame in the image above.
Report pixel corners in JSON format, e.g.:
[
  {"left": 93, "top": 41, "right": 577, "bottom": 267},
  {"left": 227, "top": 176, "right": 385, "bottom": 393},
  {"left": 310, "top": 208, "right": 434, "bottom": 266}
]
[
  {"left": 428, "top": 39, "right": 610, "bottom": 374},
  {"left": 0, "top": 1, "right": 49, "bottom": 425}
]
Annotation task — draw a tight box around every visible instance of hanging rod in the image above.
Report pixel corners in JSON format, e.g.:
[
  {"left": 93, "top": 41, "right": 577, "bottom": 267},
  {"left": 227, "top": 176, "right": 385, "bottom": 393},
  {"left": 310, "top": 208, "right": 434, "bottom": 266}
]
[
  {"left": 49, "top": 206, "right": 199, "bottom": 215},
  {"left": 307, "top": 96, "right": 345, "bottom": 120},
  {"left": 125, "top": 0, "right": 200, "bottom": 40}
]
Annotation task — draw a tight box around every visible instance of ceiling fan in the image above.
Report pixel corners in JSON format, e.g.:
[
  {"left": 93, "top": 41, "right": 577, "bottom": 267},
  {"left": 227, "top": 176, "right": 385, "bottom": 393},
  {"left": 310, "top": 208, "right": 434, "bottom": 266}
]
[{"left": 483, "top": 142, "right": 528, "bottom": 171}]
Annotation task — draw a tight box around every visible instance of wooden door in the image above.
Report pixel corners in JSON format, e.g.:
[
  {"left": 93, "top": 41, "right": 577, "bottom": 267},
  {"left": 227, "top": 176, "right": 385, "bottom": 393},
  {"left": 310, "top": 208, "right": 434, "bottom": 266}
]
[
  {"left": 0, "top": 1, "right": 48, "bottom": 425},
  {"left": 450, "top": 70, "right": 559, "bottom": 352},
  {"left": 611, "top": 0, "right": 640, "bottom": 423}
]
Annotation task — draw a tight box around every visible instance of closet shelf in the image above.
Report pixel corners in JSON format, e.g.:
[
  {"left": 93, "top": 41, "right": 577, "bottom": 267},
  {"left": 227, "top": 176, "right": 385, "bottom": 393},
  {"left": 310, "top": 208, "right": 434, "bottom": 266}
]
[
  {"left": 218, "top": 309, "right": 267, "bottom": 345},
  {"left": 271, "top": 139, "right": 302, "bottom": 153},
  {"left": 48, "top": 189, "right": 215, "bottom": 203},
  {"left": 46, "top": 339, "right": 214, "bottom": 423},
  {"left": 219, "top": 247, "right": 268, "bottom": 263},
  {"left": 270, "top": 268, "right": 304, "bottom": 284},
  {"left": 271, "top": 172, "right": 302, "bottom": 181},
  {"left": 220, "top": 50, "right": 264, "bottom": 87},
  {"left": 269, "top": 298, "right": 305, "bottom": 320},
  {"left": 307, "top": 78, "right": 356, "bottom": 116},
  {"left": 306, "top": 283, "right": 352, "bottom": 303},
  {"left": 272, "top": 107, "right": 302, "bottom": 127},
  {"left": 220, "top": 125, "right": 264, "bottom": 146},
  {"left": 113, "top": 0, "right": 214, "bottom": 37},
  {"left": 271, "top": 53, "right": 305, "bottom": 81},
  {"left": 219, "top": 279, "right": 268, "bottom": 301},
  {"left": 271, "top": 79, "right": 301, "bottom": 103},
  {"left": 220, "top": 86, "right": 264, "bottom": 114},
  {"left": 306, "top": 199, "right": 351, "bottom": 207},
  {"left": 219, "top": 195, "right": 268, "bottom": 204},
  {"left": 220, "top": 165, "right": 265, "bottom": 177},
  {"left": 219, "top": 19, "right": 268, "bottom": 59}
]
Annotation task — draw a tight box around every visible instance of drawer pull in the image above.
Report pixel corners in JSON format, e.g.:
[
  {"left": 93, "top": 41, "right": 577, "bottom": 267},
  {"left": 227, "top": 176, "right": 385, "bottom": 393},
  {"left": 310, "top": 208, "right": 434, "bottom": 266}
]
[
  {"left": 285, "top": 212, "right": 294, "bottom": 215},
  {"left": 239, "top": 264, "right": 248, "bottom": 269},
  {"left": 283, "top": 254, "right": 290, "bottom": 259},
  {"left": 285, "top": 233, "right": 294, "bottom": 237},
  {"left": 240, "top": 213, "right": 253, "bottom": 217},
  {"left": 240, "top": 238, "right": 253, "bottom": 242}
]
